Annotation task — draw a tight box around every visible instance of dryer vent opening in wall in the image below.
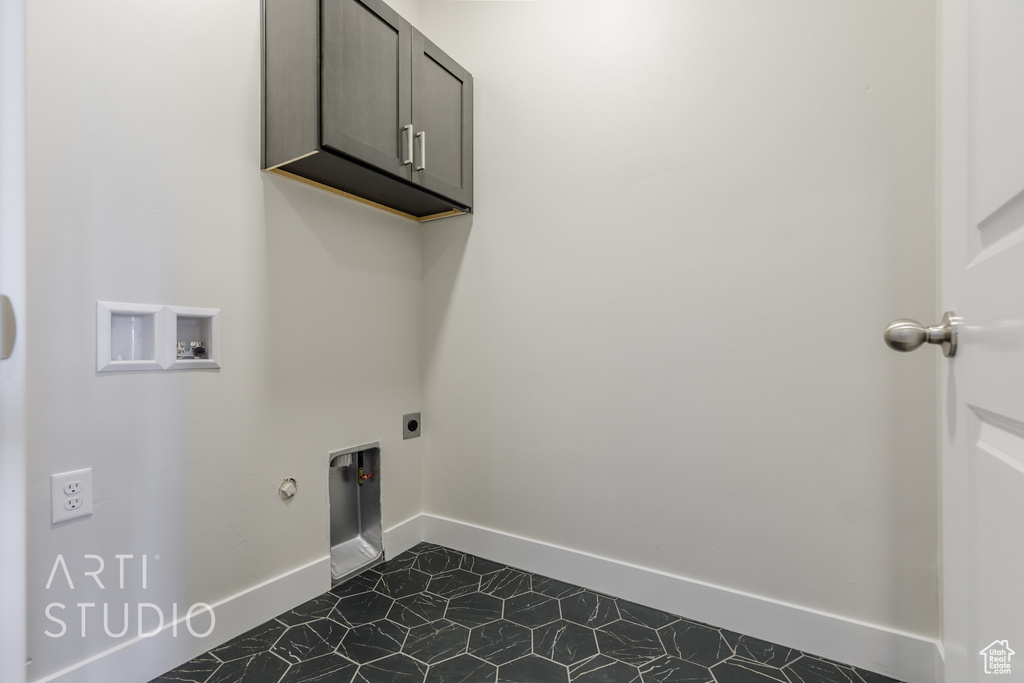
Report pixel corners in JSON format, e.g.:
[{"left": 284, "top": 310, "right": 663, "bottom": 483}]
[{"left": 328, "top": 443, "right": 383, "bottom": 584}]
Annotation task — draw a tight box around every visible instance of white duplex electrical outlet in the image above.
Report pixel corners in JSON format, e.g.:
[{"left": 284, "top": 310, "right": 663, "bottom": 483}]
[{"left": 51, "top": 468, "right": 93, "bottom": 524}]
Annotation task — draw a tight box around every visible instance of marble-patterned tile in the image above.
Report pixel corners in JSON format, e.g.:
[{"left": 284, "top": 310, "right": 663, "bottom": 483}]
[
  {"left": 731, "top": 634, "right": 801, "bottom": 668},
  {"left": 379, "top": 551, "right": 420, "bottom": 573},
  {"left": 595, "top": 620, "right": 665, "bottom": 666},
  {"left": 278, "top": 652, "right": 358, "bottom": 683},
  {"left": 504, "top": 591, "right": 560, "bottom": 628},
  {"left": 445, "top": 591, "right": 504, "bottom": 628},
  {"left": 390, "top": 591, "right": 450, "bottom": 628},
  {"left": 569, "top": 654, "right": 641, "bottom": 683},
  {"left": 533, "top": 620, "right": 599, "bottom": 666},
  {"left": 783, "top": 656, "right": 860, "bottom": 683},
  {"left": 853, "top": 670, "right": 903, "bottom": 683},
  {"left": 461, "top": 555, "right": 507, "bottom": 576},
  {"left": 206, "top": 651, "right": 289, "bottom": 683},
  {"left": 425, "top": 653, "right": 497, "bottom": 683},
  {"left": 468, "top": 620, "right": 532, "bottom": 665},
  {"left": 331, "top": 572, "right": 380, "bottom": 599},
  {"left": 560, "top": 591, "right": 619, "bottom": 629},
  {"left": 148, "top": 653, "right": 221, "bottom": 683},
  {"left": 531, "top": 575, "right": 584, "bottom": 599},
  {"left": 427, "top": 569, "right": 481, "bottom": 599},
  {"left": 410, "top": 542, "right": 445, "bottom": 554},
  {"left": 340, "top": 619, "right": 409, "bottom": 663},
  {"left": 720, "top": 629, "right": 743, "bottom": 652},
  {"left": 332, "top": 591, "right": 396, "bottom": 627},
  {"left": 151, "top": 544, "right": 906, "bottom": 683},
  {"left": 416, "top": 548, "right": 468, "bottom": 576},
  {"left": 712, "top": 658, "right": 789, "bottom": 683},
  {"left": 211, "top": 620, "right": 287, "bottom": 663},
  {"left": 272, "top": 619, "right": 347, "bottom": 663},
  {"left": 658, "top": 620, "right": 732, "bottom": 667},
  {"left": 404, "top": 619, "right": 471, "bottom": 665},
  {"left": 479, "top": 567, "right": 532, "bottom": 599},
  {"left": 354, "top": 653, "right": 428, "bottom": 683},
  {"left": 497, "top": 654, "right": 569, "bottom": 683},
  {"left": 638, "top": 656, "right": 715, "bottom": 683},
  {"left": 377, "top": 568, "right": 432, "bottom": 600},
  {"left": 307, "top": 617, "right": 349, "bottom": 647},
  {"left": 276, "top": 594, "right": 342, "bottom": 627},
  {"left": 616, "top": 600, "right": 679, "bottom": 630}
]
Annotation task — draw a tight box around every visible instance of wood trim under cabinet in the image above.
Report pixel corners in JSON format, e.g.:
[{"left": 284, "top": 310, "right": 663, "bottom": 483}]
[{"left": 267, "top": 168, "right": 466, "bottom": 223}]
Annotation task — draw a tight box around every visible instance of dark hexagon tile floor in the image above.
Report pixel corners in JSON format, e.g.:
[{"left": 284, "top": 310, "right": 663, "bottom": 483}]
[{"left": 151, "top": 543, "right": 905, "bottom": 683}]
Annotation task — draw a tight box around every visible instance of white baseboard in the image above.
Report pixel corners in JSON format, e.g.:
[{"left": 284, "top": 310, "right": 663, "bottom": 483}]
[
  {"left": 37, "top": 515, "right": 942, "bottom": 683},
  {"left": 34, "top": 556, "right": 330, "bottom": 683},
  {"left": 383, "top": 513, "right": 941, "bottom": 683},
  {"left": 382, "top": 514, "right": 424, "bottom": 559}
]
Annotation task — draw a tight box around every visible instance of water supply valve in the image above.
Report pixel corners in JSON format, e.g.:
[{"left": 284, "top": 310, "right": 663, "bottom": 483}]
[{"left": 278, "top": 478, "right": 298, "bottom": 499}]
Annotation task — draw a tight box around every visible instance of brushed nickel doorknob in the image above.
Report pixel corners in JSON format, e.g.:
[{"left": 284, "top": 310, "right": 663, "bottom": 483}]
[
  {"left": 0, "top": 295, "right": 15, "bottom": 360},
  {"left": 883, "top": 311, "right": 959, "bottom": 357}
]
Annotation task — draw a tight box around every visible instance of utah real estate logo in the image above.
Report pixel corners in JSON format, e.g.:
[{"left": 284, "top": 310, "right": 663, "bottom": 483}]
[{"left": 980, "top": 640, "right": 1015, "bottom": 675}]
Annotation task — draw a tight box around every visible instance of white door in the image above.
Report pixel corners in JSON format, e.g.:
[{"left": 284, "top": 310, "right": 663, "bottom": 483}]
[
  {"left": 940, "top": 0, "right": 1024, "bottom": 680},
  {"left": 0, "top": 0, "right": 27, "bottom": 681}
]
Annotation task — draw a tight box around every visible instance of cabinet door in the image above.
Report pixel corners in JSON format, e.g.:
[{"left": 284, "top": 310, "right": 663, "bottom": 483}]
[
  {"left": 321, "top": 0, "right": 412, "bottom": 181},
  {"left": 411, "top": 30, "right": 473, "bottom": 209}
]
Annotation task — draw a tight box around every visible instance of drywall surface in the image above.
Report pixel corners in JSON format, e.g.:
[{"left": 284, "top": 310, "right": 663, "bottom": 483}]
[
  {"left": 0, "top": 0, "right": 28, "bottom": 681},
  {"left": 419, "top": 0, "right": 938, "bottom": 637},
  {"left": 25, "top": 1, "right": 422, "bottom": 678},
  {"left": 387, "top": 0, "right": 420, "bottom": 25}
]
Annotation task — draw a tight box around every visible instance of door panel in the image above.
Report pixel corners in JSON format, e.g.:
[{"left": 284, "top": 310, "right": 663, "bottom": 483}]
[
  {"left": 973, "top": 1, "right": 1024, "bottom": 230},
  {"left": 968, "top": 0, "right": 1024, "bottom": 263},
  {"left": 412, "top": 29, "right": 473, "bottom": 208},
  {"left": 417, "top": 55, "right": 462, "bottom": 189},
  {"left": 321, "top": 0, "right": 412, "bottom": 180},
  {"left": 970, "top": 410, "right": 1024, "bottom": 669},
  {"left": 942, "top": 0, "right": 1024, "bottom": 680}
]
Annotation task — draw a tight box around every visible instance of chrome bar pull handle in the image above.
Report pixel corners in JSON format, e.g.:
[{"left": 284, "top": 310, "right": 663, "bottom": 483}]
[
  {"left": 415, "top": 131, "right": 426, "bottom": 171},
  {"left": 883, "top": 311, "right": 959, "bottom": 357},
  {"left": 402, "top": 124, "right": 414, "bottom": 165}
]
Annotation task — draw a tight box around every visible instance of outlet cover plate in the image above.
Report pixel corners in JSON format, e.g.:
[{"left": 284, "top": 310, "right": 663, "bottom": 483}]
[
  {"left": 52, "top": 468, "right": 93, "bottom": 524},
  {"left": 403, "top": 412, "right": 421, "bottom": 439}
]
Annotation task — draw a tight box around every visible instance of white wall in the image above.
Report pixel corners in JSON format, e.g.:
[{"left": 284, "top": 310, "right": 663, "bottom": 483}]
[
  {"left": 24, "top": 0, "right": 940, "bottom": 677},
  {"left": 1, "top": 0, "right": 28, "bottom": 680},
  {"left": 419, "top": 0, "right": 938, "bottom": 638},
  {"left": 25, "top": 1, "right": 423, "bottom": 679}
]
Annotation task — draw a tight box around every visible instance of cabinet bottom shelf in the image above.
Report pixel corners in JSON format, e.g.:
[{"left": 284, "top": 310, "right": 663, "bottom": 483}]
[{"left": 267, "top": 150, "right": 469, "bottom": 222}]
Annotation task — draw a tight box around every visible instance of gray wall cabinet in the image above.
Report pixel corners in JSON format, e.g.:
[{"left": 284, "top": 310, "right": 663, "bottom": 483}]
[{"left": 263, "top": 0, "right": 473, "bottom": 221}]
